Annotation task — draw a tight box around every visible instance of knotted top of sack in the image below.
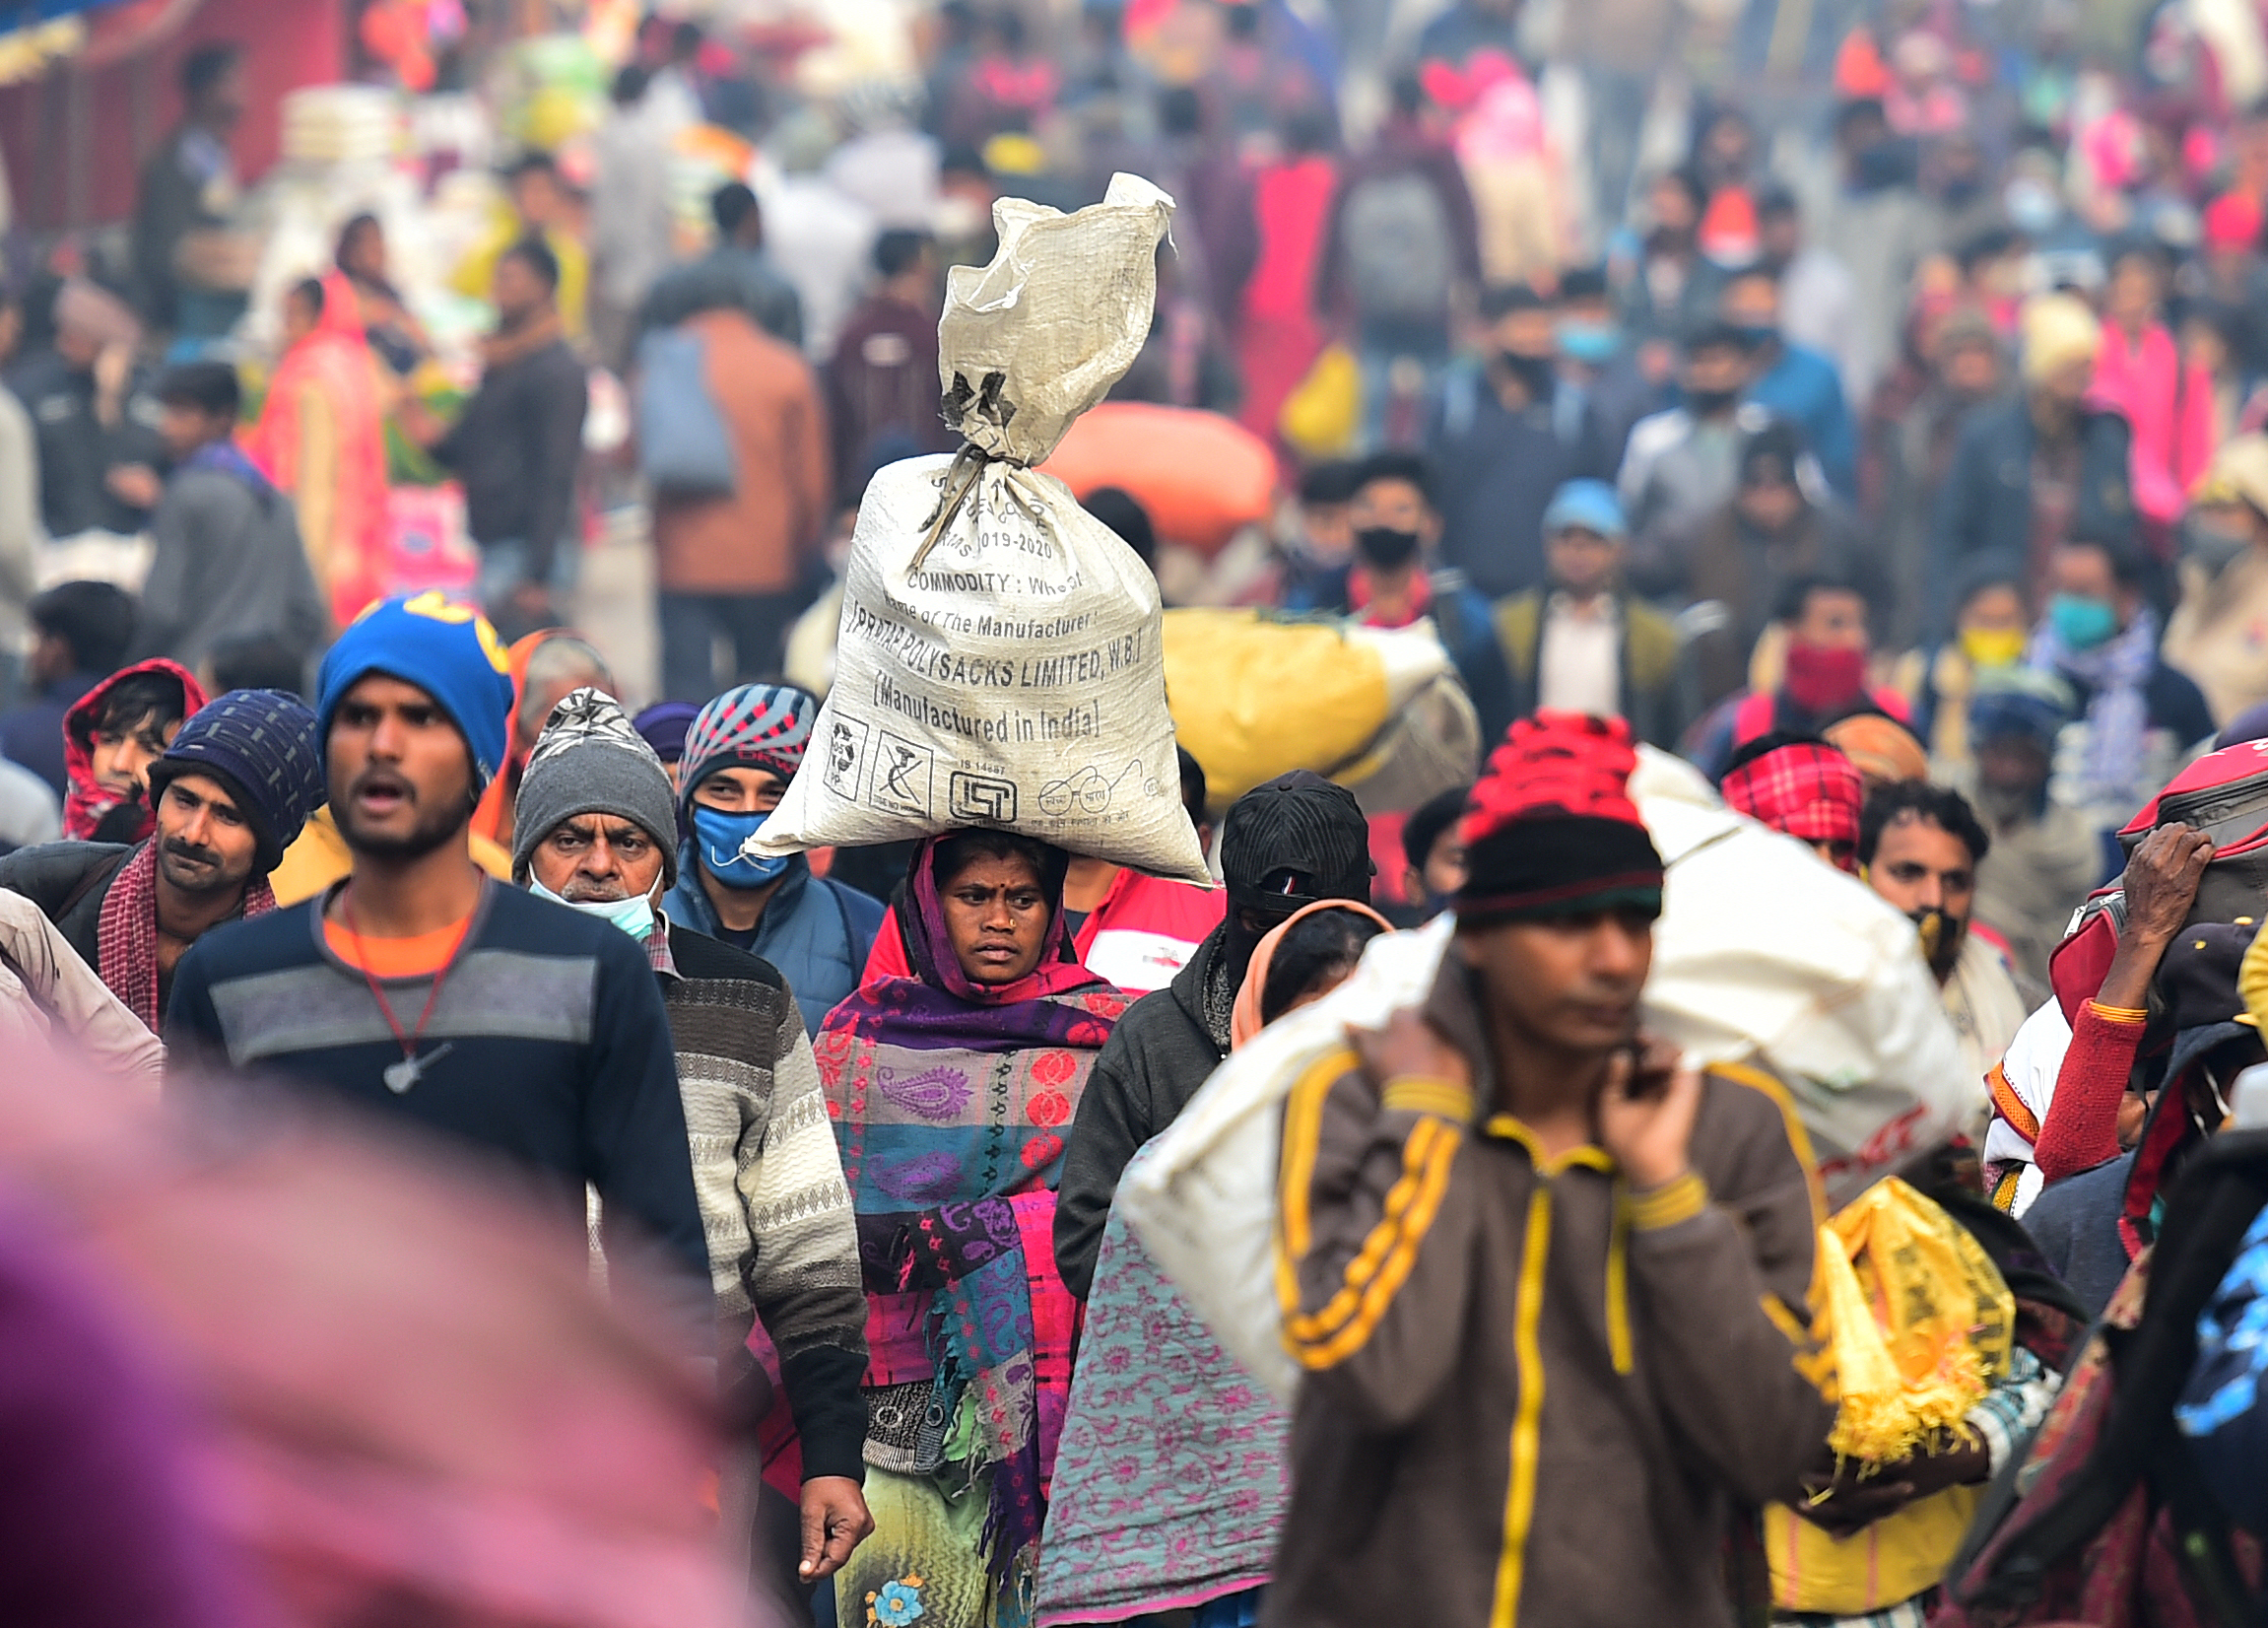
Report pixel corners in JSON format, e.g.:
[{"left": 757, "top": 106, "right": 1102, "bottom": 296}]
[{"left": 937, "top": 171, "right": 1175, "bottom": 469}]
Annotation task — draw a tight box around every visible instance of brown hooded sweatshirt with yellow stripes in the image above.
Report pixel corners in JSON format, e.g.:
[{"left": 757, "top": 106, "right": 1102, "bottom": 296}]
[{"left": 1264, "top": 954, "right": 1836, "bottom": 1628}]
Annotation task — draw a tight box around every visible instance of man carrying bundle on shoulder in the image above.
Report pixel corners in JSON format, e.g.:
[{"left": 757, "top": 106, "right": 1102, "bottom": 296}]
[{"left": 1265, "top": 710, "right": 1834, "bottom": 1628}]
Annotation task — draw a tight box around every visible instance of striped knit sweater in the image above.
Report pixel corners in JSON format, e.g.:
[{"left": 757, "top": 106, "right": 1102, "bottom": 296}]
[{"left": 659, "top": 917, "right": 868, "bottom": 1482}]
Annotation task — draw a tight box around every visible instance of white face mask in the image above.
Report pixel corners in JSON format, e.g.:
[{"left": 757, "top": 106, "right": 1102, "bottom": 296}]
[{"left": 528, "top": 874, "right": 657, "bottom": 942}]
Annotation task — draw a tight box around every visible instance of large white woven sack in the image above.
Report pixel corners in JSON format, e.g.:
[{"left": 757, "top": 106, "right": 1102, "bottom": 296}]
[
  {"left": 753, "top": 174, "right": 1207, "bottom": 880},
  {"left": 1119, "top": 750, "right": 1974, "bottom": 1399},
  {"left": 1635, "top": 794, "right": 1973, "bottom": 1207},
  {"left": 1116, "top": 916, "right": 1452, "bottom": 1402}
]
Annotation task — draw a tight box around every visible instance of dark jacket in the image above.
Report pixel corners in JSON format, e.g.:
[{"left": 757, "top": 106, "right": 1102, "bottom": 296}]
[
  {"left": 637, "top": 247, "right": 805, "bottom": 350},
  {"left": 135, "top": 461, "right": 326, "bottom": 669},
  {"left": 825, "top": 293, "right": 953, "bottom": 507},
  {"left": 0, "top": 838, "right": 130, "bottom": 973},
  {"left": 0, "top": 671, "right": 100, "bottom": 800},
  {"left": 2020, "top": 1151, "right": 2136, "bottom": 1320},
  {"left": 1054, "top": 924, "right": 1231, "bottom": 1300},
  {"left": 1264, "top": 954, "right": 1832, "bottom": 1628},
  {"left": 660, "top": 848, "right": 885, "bottom": 1039},
  {"left": 1930, "top": 396, "right": 2136, "bottom": 633},
  {"left": 166, "top": 881, "right": 711, "bottom": 1345},
  {"left": 1685, "top": 500, "right": 1862, "bottom": 708},
  {"left": 1314, "top": 123, "right": 1482, "bottom": 333},
  {"left": 1492, "top": 589, "right": 1692, "bottom": 748},
  {"left": 432, "top": 335, "right": 588, "bottom": 575},
  {"left": 1425, "top": 366, "right": 1620, "bottom": 599},
  {"left": 2, "top": 348, "right": 167, "bottom": 539}
]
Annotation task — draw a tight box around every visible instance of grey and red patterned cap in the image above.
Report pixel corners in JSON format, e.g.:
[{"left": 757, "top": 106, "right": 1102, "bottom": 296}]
[{"left": 677, "top": 684, "right": 817, "bottom": 814}]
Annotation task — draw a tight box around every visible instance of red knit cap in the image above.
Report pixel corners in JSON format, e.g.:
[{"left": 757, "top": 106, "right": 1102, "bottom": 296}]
[
  {"left": 1463, "top": 711, "right": 1645, "bottom": 845},
  {"left": 1719, "top": 740, "right": 1863, "bottom": 869},
  {"left": 1456, "top": 712, "right": 1663, "bottom": 920}
]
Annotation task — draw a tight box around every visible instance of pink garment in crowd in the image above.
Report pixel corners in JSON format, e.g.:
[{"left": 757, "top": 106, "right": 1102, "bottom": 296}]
[
  {"left": 246, "top": 269, "right": 391, "bottom": 628},
  {"left": 1238, "top": 153, "right": 1337, "bottom": 463},
  {"left": 2093, "top": 319, "right": 2217, "bottom": 528}
]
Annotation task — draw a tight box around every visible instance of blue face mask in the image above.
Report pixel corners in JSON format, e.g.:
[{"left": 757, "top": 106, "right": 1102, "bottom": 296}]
[
  {"left": 694, "top": 804, "right": 792, "bottom": 890},
  {"left": 528, "top": 875, "right": 656, "bottom": 941},
  {"left": 2048, "top": 592, "right": 2120, "bottom": 651},
  {"left": 1557, "top": 318, "right": 1622, "bottom": 364}
]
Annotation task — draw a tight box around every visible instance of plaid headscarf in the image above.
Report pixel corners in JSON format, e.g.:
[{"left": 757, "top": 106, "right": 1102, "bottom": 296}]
[{"left": 1719, "top": 739, "right": 1864, "bottom": 869}]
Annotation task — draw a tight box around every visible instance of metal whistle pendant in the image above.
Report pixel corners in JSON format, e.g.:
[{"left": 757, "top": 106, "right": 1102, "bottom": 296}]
[{"left": 382, "top": 1042, "right": 454, "bottom": 1094}]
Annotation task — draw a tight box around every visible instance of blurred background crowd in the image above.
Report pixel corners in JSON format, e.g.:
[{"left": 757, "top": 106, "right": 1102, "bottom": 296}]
[
  {"left": 7, "top": 0, "right": 2268, "bottom": 963},
  {"left": 14, "top": 0, "right": 2268, "bottom": 1623}
]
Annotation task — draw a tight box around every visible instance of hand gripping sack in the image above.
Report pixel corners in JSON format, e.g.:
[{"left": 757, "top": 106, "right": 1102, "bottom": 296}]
[
  {"left": 1119, "top": 752, "right": 1976, "bottom": 1400},
  {"left": 1117, "top": 915, "right": 1457, "bottom": 1401},
  {"left": 751, "top": 174, "right": 1208, "bottom": 881}
]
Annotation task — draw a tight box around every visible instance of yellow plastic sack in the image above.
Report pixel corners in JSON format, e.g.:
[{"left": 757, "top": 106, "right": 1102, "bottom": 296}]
[
  {"left": 1766, "top": 1178, "right": 2015, "bottom": 1615},
  {"left": 1279, "top": 344, "right": 1360, "bottom": 460},
  {"left": 1163, "top": 610, "right": 1388, "bottom": 811},
  {"left": 1767, "top": 1483, "right": 1984, "bottom": 1615}
]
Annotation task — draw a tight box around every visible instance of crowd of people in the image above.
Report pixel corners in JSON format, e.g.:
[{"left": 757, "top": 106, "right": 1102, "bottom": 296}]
[{"left": 23, "top": 0, "right": 2268, "bottom": 1625}]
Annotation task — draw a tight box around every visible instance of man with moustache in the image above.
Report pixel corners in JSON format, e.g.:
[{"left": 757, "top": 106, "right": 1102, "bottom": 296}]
[
  {"left": 511, "top": 687, "right": 873, "bottom": 1595},
  {"left": 1859, "top": 779, "right": 2029, "bottom": 1088},
  {"left": 165, "top": 595, "right": 710, "bottom": 1347},
  {"left": 0, "top": 686, "right": 324, "bottom": 1030}
]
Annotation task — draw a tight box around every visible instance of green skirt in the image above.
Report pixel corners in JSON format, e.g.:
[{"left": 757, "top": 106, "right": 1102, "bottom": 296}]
[{"left": 836, "top": 1465, "right": 1034, "bottom": 1628}]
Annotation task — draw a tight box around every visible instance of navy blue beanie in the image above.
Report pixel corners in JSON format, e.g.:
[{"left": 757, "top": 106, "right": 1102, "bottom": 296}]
[
  {"left": 147, "top": 689, "right": 326, "bottom": 871},
  {"left": 315, "top": 594, "right": 515, "bottom": 789}
]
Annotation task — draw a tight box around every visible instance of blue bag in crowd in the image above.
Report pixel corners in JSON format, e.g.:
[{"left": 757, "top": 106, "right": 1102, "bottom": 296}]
[{"left": 634, "top": 327, "right": 737, "bottom": 499}]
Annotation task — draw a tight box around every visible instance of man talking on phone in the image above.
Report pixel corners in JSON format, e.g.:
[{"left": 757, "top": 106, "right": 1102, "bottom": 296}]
[{"left": 1265, "top": 712, "right": 1835, "bottom": 1628}]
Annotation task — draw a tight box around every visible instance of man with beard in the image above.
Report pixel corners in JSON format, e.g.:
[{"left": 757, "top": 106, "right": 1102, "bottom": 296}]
[
  {"left": 1054, "top": 770, "right": 1373, "bottom": 1300},
  {"left": 1860, "top": 780, "right": 2028, "bottom": 1087},
  {"left": 0, "top": 686, "right": 322, "bottom": 1030},
  {"left": 511, "top": 686, "right": 872, "bottom": 1597},
  {"left": 165, "top": 596, "right": 709, "bottom": 1348},
  {"left": 1280, "top": 451, "right": 1514, "bottom": 745}
]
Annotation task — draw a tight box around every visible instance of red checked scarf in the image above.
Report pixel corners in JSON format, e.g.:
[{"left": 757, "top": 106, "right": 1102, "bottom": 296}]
[{"left": 97, "top": 842, "right": 276, "bottom": 1030}]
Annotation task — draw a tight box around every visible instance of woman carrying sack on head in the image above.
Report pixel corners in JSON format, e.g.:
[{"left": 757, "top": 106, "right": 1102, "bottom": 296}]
[{"left": 819, "top": 831, "right": 1127, "bottom": 1628}]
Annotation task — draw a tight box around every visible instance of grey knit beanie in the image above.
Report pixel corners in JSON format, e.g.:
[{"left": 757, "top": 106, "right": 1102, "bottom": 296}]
[{"left": 511, "top": 687, "right": 681, "bottom": 889}]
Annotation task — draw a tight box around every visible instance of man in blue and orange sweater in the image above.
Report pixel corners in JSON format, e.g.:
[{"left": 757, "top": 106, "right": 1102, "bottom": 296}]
[{"left": 165, "top": 594, "right": 709, "bottom": 1347}]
